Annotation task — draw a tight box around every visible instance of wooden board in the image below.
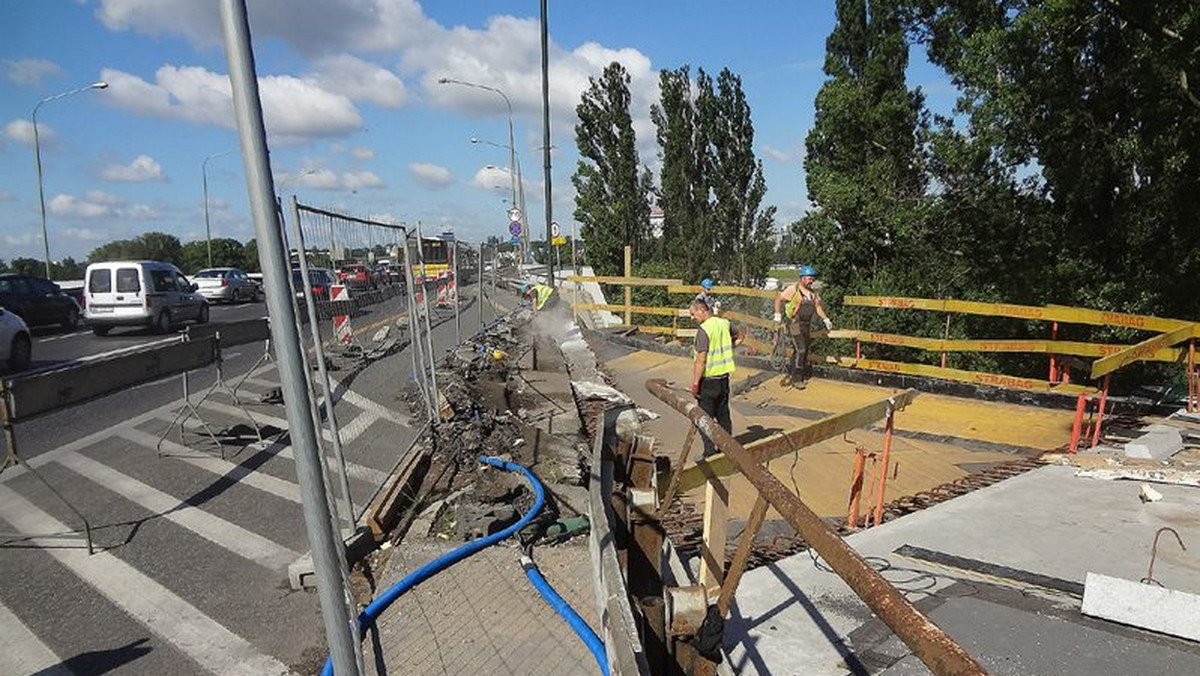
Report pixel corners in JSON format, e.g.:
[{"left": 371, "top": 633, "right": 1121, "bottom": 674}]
[
  {"left": 835, "top": 356, "right": 1097, "bottom": 395},
  {"left": 668, "top": 285, "right": 776, "bottom": 299},
  {"left": 837, "top": 330, "right": 1182, "bottom": 362},
  {"left": 565, "top": 275, "right": 682, "bottom": 286},
  {"left": 1090, "top": 324, "right": 1199, "bottom": 378}
]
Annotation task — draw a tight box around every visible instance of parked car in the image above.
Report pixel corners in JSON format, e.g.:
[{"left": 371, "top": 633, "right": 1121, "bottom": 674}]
[
  {"left": 193, "top": 267, "right": 262, "bottom": 304},
  {"left": 337, "top": 263, "right": 375, "bottom": 290},
  {"left": 84, "top": 261, "right": 209, "bottom": 336},
  {"left": 292, "top": 267, "right": 336, "bottom": 301},
  {"left": 0, "top": 273, "right": 82, "bottom": 330},
  {"left": 0, "top": 307, "right": 32, "bottom": 372}
]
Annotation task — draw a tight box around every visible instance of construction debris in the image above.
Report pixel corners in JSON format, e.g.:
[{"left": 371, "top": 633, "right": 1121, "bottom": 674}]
[{"left": 1082, "top": 572, "right": 1200, "bottom": 642}]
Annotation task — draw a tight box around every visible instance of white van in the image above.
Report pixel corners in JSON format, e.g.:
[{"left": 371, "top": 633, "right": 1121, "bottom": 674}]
[{"left": 84, "top": 261, "right": 209, "bottom": 336}]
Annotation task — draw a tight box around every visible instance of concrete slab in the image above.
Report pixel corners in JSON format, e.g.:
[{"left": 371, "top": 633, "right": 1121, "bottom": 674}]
[
  {"left": 726, "top": 465, "right": 1200, "bottom": 675},
  {"left": 1082, "top": 572, "right": 1200, "bottom": 642},
  {"left": 1124, "top": 425, "right": 1184, "bottom": 460}
]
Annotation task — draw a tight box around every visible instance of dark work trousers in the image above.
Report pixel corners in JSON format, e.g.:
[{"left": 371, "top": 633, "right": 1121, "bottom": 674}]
[
  {"left": 697, "top": 374, "right": 732, "bottom": 457},
  {"left": 787, "top": 324, "right": 813, "bottom": 383}
]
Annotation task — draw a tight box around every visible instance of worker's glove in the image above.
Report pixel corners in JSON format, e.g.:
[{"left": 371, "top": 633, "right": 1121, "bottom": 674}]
[
  {"left": 773, "top": 312, "right": 782, "bottom": 324},
  {"left": 690, "top": 381, "right": 700, "bottom": 397},
  {"left": 823, "top": 317, "right": 833, "bottom": 331}
]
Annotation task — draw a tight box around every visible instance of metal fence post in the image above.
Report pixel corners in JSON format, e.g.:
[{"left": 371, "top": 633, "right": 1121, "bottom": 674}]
[
  {"left": 401, "top": 230, "right": 433, "bottom": 420},
  {"left": 217, "top": 2, "right": 361, "bottom": 673},
  {"left": 452, "top": 238, "right": 461, "bottom": 345},
  {"left": 291, "top": 197, "right": 356, "bottom": 534},
  {"left": 415, "top": 221, "right": 439, "bottom": 413}
]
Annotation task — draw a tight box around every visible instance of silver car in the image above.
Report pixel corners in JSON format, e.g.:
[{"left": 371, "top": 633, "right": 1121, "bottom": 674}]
[
  {"left": 84, "top": 261, "right": 209, "bottom": 336},
  {"left": 193, "top": 267, "right": 262, "bottom": 304}
]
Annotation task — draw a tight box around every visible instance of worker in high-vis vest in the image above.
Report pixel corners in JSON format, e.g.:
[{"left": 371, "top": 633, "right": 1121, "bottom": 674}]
[
  {"left": 689, "top": 298, "right": 742, "bottom": 457},
  {"left": 521, "top": 283, "right": 559, "bottom": 312},
  {"left": 773, "top": 264, "right": 832, "bottom": 389}
]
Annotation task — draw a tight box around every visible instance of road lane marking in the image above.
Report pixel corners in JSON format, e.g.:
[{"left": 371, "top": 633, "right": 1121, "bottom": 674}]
[
  {"left": 0, "top": 600, "right": 69, "bottom": 676},
  {"left": 116, "top": 427, "right": 301, "bottom": 504},
  {"left": 34, "top": 329, "right": 90, "bottom": 344},
  {"left": 0, "top": 485, "right": 294, "bottom": 676},
  {"left": 55, "top": 453, "right": 300, "bottom": 571},
  {"left": 0, "top": 359, "right": 282, "bottom": 487},
  {"left": 241, "top": 375, "right": 412, "bottom": 428}
]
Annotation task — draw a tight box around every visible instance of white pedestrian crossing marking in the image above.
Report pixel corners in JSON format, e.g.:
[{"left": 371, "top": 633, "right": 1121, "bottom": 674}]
[
  {"left": 55, "top": 453, "right": 300, "bottom": 571},
  {"left": 0, "top": 599, "right": 69, "bottom": 676},
  {"left": 0, "top": 485, "right": 294, "bottom": 676}
]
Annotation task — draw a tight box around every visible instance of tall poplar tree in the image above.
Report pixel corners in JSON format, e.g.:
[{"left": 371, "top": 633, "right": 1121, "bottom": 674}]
[
  {"left": 572, "top": 62, "right": 653, "bottom": 276},
  {"left": 799, "top": 0, "right": 928, "bottom": 290}
]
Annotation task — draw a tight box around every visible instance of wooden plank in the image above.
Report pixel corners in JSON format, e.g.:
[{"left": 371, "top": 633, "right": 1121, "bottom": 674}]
[
  {"left": 675, "top": 390, "right": 920, "bottom": 495},
  {"left": 837, "top": 330, "right": 1182, "bottom": 362},
  {"left": 624, "top": 246, "right": 632, "bottom": 326},
  {"left": 668, "top": 284, "right": 776, "bottom": 299},
  {"left": 1090, "top": 323, "right": 1198, "bottom": 378},
  {"left": 699, "top": 476, "right": 728, "bottom": 589},
  {"left": 835, "top": 356, "right": 1097, "bottom": 395},
  {"left": 717, "top": 494, "right": 770, "bottom": 615},
  {"left": 574, "top": 303, "right": 688, "bottom": 317},
  {"left": 565, "top": 275, "right": 683, "bottom": 286},
  {"left": 844, "top": 295, "right": 1194, "bottom": 333},
  {"left": 721, "top": 310, "right": 776, "bottom": 330},
  {"left": 635, "top": 326, "right": 697, "bottom": 338}
]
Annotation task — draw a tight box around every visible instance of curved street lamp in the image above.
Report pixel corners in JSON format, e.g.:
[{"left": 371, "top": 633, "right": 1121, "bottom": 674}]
[
  {"left": 33, "top": 81, "right": 108, "bottom": 280},
  {"left": 202, "top": 149, "right": 238, "bottom": 268},
  {"left": 472, "top": 137, "right": 526, "bottom": 233}
]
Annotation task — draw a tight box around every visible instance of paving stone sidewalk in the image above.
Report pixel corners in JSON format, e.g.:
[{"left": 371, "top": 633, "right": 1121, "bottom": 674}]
[{"left": 361, "top": 537, "right": 600, "bottom": 676}]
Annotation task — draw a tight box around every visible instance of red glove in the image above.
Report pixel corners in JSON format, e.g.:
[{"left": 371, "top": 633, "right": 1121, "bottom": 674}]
[{"left": 690, "top": 381, "right": 700, "bottom": 397}]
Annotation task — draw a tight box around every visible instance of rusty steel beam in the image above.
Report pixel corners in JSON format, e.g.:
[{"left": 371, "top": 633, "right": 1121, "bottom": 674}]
[{"left": 646, "top": 379, "right": 989, "bottom": 676}]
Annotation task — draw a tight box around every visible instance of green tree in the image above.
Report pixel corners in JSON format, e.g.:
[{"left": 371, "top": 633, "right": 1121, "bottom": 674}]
[
  {"left": 87, "top": 239, "right": 139, "bottom": 263},
  {"left": 9, "top": 258, "right": 44, "bottom": 276},
  {"left": 572, "top": 61, "right": 653, "bottom": 276},
  {"left": 799, "top": 0, "right": 929, "bottom": 292},
  {"left": 88, "top": 232, "right": 183, "bottom": 266},
  {"left": 181, "top": 238, "right": 245, "bottom": 272},
  {"left": 705, "top": 68, "right": 777, "bottom": 286},
  {"left": 52, "top": 257, "right": 84, "bottom": 280},
  {"left": 651, "top": 66, "right": 712, "bottom": 281},
  {"left": 242, "top": 239, "right": 261, "bottom": 272},
  {"left": 911, "top": 0, "right": 1200, "bottom": 320}
]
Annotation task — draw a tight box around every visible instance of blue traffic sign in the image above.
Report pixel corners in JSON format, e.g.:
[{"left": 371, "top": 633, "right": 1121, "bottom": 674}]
[
  {"left": 508, "top": 220, "right": 523, "bottom": 236},
  {"left": 509, "top": 236, "right": 521, "bottom": 244}
]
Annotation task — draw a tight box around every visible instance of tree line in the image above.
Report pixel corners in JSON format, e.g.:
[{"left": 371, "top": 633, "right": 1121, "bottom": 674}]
[
  {"left": 570, "top": 1, "right": 1199, "bottom": 379},
  {"left": 0, "top": 232, "right": 261, "bottom": 281}
]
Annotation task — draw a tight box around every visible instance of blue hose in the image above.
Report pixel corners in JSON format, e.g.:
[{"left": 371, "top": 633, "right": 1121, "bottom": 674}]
[
  {"left": 521, "top": 554, "right": 610, "bottom": 676},
  {"left": 321, "top": 455, "right": 544, "bottom": 676}
]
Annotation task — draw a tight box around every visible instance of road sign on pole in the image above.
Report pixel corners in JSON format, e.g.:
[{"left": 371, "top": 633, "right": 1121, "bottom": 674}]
[
  {"left": 509, "top": 220, "right": 523, "bottom": 237},
  {"left": 550, "top": 221, "right": 560, "bottom": 238}
]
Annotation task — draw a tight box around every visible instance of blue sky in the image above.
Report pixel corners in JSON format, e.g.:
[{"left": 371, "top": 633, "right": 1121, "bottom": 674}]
[{"left": 0, "top": 0, "right": 957, "bottom": 266}]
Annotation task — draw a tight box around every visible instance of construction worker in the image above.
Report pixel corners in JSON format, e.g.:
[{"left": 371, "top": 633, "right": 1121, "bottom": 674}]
[
  {"left": 690, "top": 298, "right": 742, "bottom": 456},
  {"left": 521, "top": 282, "right": 558, "bottom": 312},
  {"left": 773, "top": 265, "right": 832, "bottom": 389},
  {"left": 695, "top": 277, "right": 721, "bottom": 315}
]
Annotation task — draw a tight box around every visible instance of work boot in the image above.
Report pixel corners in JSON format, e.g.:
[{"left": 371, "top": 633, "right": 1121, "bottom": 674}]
[{"left": 793, "top": 379, "right": 808, "bottom": 390}]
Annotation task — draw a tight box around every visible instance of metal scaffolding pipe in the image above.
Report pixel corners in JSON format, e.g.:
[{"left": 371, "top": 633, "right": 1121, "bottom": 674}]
[{"left": 645, "top": 378, "right": 989, "bottom": 676}]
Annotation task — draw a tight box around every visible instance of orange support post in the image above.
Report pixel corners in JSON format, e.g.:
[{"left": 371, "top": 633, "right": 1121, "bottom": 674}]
[
  {"left": 1069, "top": 391, "right": 1087, "bottom": 453},
  {"left": 846, "top": 449, "right": 868, "bottom": 529},
  {"left": 855, "top": 337, "right": 862, "bottom": 360},
  {"left": 1089, "top": 375, "right": 1111, "bottom": 449},
  {"left": 1049, "top": 321, "right": 1059, "bottom": 383},
  {"left": 1189, "top": 340, "right": 1196, "bottom": 414},
  {"left": 872, "top": 409, "right": 896, "bottom": 527}
]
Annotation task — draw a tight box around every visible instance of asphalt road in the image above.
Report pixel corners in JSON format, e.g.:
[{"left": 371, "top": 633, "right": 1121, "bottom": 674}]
[{"left": 0, "top": 282, "right": 505, "bottom": 675}]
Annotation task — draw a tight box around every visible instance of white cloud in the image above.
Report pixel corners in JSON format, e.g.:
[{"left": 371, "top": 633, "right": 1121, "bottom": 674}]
[
  {"left": 61, "top": 227, "right": 109, "bottom": 242},
  {"left": 4, "top": 118, "right": 54, "bottom": 146},
  {"left": 343, "top": 170, "right": 385, "bottom": 190},
  {"left": 350, "top": 146, "right": 375, "bottom": 160},
  {"left": 99, "top": 65, "right": 363, "bottom": 140},
  {"left": 0, "top": 190, "right": 15, "bottom": 203},
  {"left": 100, "top": 154, "right": 166, "bottom": 182},
  {"left": 4, "top": 233, "right": 39, "bottom": 246},
  {"left": 472, "top": 165, "right": 516, "bottom": 191},
  {"left": 311, "top": 54, "right": 407, "bottom": 108},
  {"left": 3, "top": 58, "right": 63, "bottom": 87},
  {"left": 47, "top": 190, "right": 159, "bottom": 221},
  {"left": 409, "top": 163, "right": 453, "bottom": 190},
  {"left": 761, "top": 144, "right": 792, "bottom": 163}
]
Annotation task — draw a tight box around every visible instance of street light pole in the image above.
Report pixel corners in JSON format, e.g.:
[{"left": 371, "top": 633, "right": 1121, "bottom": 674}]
[
  {"left": 202, "top": 149, "right": 236, "bottom": 269},
  {"left": 33, "top": 81, "right": 108, "bottom": 280},
  {"left": 472, "top": 137, "right": 526, "bottom": 246},
  {"left": 438, "top": 78, "right": 525, "bottom": 259},
  {"left": 540, "top": 0, "right": 555, "bottom": 287}
]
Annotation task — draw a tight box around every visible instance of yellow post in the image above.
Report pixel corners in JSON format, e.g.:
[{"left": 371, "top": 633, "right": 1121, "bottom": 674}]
[{"left": 624, "top": 245, "right": 632, "bottom": 326}]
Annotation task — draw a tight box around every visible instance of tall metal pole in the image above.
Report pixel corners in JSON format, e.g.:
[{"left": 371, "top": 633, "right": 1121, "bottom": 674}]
[
  {"left": 414, "top": 222, "right": 440, "bottom": 409},
  {"left": 202, "top": 149, "right": 236, "bottom": 269},
  {"left": 478, "top": 242, "right": 485, "bottom": 325},
  {"left": 32, "top": 81, "right": 108, "bottom": 280},
  {"left": 401, "top": 231, "right": 433, "bottom": 419},
  {"left": 290, "top": 197, "right": 356, "bottom": 534},
  {"left": 452, "top": 238, "right": 461, "bottom": 344},
  {"left": 216, "top": 3, "right": 362, "bottom": 674},
  {"left": 540, "top": 0, "right": 555, "bottom": 288}
]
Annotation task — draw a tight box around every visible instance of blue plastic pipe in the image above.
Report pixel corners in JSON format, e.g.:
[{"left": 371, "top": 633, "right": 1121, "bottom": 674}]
[
  {"left": 321, "top": 455, "right": 544, "bottom": 676},
  {"left": 521, "top": 554, "right": 610, "bottom": 676}
]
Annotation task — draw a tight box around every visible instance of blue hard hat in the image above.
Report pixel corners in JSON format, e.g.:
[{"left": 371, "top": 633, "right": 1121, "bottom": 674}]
[
  {"left": 798, "top": 265, "right": 817, "bottom": 277},
  {"left": 519, "top": 283, "right": 531, "bottom": 294},
  {"left": 700, "top": 278, "right": 714, "bottom": 290}
]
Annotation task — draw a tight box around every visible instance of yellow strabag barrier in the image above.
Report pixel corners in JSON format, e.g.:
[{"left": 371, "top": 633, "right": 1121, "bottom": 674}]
[
  {"left": 835, "top": 357, "right": 1097, "bottom": 395},
  {"left": 844, "top": 295, "right": 1192, "bottom": 332}
]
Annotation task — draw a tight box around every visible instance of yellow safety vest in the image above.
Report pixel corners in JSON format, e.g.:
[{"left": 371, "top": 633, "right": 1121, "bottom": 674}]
[
  {"left": 532, "top": 284, "right": 555, "bottom": 310},
  {"left": 698, "top": 316, "right": 735, "bottom": 378},
  {"left": 784, "top": 284, "right": 815, "bottom": 319}
]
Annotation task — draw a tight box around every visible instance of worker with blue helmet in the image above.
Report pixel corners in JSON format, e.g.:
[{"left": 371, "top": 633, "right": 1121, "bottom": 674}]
[
  {"left": 772, "top": 264, "right": 832, "bottom": 388},
  {"left": 696, "top": 277, "right": 721, "bottom": 315}
]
